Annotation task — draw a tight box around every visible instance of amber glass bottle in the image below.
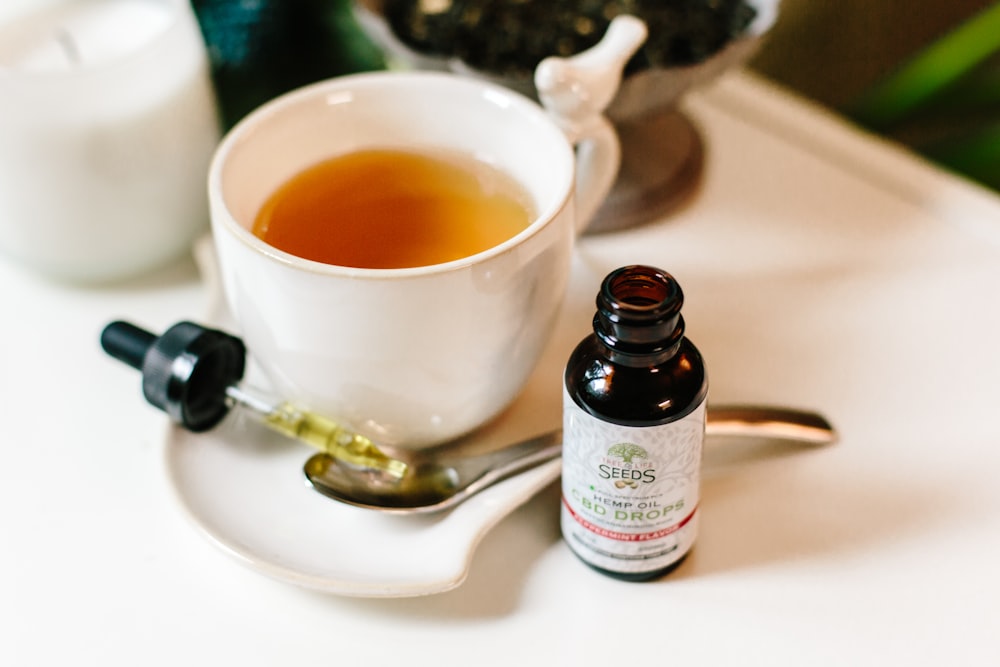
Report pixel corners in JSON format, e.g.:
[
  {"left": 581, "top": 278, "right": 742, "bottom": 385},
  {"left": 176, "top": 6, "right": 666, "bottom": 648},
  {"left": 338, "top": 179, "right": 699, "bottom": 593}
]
[{"left": 561, "top": 265, "right": 708, "bottom": 581}]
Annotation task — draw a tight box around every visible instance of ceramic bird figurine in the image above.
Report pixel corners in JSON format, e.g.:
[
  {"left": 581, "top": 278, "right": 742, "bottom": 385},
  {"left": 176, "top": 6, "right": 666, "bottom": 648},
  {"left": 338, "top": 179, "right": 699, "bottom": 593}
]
[{"left": 534, "top": 15, "right": 647, "bottom": 142}]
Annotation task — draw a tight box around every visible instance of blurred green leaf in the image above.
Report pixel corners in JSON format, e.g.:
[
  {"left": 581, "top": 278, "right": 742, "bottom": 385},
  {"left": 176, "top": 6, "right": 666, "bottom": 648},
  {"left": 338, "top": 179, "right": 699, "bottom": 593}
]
[
  {"left": 923, "top": 122, "right": 1000, "bottom": 188},
  {"left": 850, "top": 3, "right": 1000, "bottom": 130}
]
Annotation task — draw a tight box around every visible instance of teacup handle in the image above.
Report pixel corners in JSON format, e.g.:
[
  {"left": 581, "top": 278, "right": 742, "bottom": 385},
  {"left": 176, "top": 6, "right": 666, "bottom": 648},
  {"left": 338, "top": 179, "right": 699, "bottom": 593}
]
[{"left": 534, "top": 15, "right": 647, "bottom": 232}]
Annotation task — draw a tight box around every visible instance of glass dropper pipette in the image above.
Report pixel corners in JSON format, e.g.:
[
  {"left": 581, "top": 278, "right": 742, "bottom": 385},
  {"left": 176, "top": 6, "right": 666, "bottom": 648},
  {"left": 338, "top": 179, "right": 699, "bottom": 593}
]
[{"left": 100, "top": 320, "right": 408, "bottom": 479}]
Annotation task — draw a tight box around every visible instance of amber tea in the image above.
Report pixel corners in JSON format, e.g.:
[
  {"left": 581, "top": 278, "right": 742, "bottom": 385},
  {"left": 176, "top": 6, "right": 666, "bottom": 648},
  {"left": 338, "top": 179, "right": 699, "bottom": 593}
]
[{"left": 252, "top": 149, "right": 535, "bottom": 269}]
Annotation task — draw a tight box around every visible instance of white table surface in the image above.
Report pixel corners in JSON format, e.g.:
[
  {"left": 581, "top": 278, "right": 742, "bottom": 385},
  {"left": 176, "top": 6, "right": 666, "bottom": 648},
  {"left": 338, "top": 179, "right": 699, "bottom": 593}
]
[{"left": 3, "top": 71, "right": 999, "bottom": 665}]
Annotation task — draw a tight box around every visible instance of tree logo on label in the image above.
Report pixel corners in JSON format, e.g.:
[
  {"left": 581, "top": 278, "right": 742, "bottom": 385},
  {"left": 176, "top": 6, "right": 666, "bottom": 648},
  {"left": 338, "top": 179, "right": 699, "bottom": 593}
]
[{"left": 607, "top": 442, "right": 647, "bottom": 463}]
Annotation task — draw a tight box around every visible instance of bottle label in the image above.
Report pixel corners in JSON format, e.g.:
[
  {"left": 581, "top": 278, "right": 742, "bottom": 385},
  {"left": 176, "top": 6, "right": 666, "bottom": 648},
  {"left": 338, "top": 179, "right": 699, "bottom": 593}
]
[{"left": 561, "top": 387, "right": 705, "bottom": 575}]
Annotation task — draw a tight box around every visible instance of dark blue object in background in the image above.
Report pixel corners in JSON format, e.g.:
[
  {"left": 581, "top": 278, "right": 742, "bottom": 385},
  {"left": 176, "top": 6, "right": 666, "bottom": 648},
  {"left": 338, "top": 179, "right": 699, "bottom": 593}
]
[{"left": 191, "top": 0, "right": 384, "bottom": 129}]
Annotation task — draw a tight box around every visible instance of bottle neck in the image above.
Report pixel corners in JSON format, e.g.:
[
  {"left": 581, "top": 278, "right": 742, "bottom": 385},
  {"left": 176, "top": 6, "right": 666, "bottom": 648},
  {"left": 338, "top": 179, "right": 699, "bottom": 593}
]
[
  {"left": 594, "top": 315, "right": 684, "bottom": 366},
  {"left": 592, "top": 265, "right": 686, "bottom": 365}
]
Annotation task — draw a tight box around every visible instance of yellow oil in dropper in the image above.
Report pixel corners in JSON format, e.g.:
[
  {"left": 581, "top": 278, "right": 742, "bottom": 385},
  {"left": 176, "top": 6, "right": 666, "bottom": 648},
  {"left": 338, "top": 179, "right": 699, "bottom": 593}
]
[{"left": 225, "top": 385, "right": 408, "bottom": 478}]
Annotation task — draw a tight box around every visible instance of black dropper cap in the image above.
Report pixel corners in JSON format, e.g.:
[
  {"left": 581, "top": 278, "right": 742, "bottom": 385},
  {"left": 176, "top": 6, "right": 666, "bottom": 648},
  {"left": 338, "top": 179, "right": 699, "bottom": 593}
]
[{"left": 101, "top": 321, "right": 247, "bottom": 432}]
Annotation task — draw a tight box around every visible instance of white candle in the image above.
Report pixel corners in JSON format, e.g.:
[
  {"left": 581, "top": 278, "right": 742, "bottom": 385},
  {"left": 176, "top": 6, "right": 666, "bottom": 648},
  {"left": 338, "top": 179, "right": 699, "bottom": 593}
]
[
  {"left": 0, "top": 0, "right": 220, "bottom": 283},
  {"left": 0, "top": 1, "right": 172, "bottom": 71}
]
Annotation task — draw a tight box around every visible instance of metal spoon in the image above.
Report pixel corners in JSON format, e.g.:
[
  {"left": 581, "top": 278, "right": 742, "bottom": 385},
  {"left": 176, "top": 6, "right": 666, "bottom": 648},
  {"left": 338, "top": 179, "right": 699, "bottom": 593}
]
[{"left": 304, "top": 405, "right": 836, "bottom": 514}]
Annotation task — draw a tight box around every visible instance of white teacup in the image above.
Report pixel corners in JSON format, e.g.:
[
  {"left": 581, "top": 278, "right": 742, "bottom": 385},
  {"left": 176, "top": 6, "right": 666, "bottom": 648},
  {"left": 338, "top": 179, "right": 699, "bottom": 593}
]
[{"left": 209, "top": 16, "right": 646, "bottom": 448}]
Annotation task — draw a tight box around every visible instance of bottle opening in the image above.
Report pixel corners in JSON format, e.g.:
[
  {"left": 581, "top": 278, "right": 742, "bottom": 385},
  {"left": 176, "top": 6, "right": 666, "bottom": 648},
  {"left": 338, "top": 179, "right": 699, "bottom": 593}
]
[
  {"left": 607, "top": 270, "right": 673, "bottom": 310},
  {"left": 601, "top": 265, "right": 682, "bottom": 318},
  {"left": 595, "top": 265, "right": 684, "bottom": 352}
]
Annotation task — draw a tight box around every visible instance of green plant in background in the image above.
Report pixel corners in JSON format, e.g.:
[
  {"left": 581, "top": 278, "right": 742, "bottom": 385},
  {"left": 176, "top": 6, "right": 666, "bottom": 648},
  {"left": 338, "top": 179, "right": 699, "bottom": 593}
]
[
  {"left": 192, "top": 0, "right": 384, "bottom": 129},
  {"left": 850, "top": 3, "right": 1000, "bottom": 191}
]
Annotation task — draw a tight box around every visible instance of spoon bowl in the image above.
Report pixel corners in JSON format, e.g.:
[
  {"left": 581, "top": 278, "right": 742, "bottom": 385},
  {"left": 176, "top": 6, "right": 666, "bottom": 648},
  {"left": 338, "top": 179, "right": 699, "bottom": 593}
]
[
  {"left": 304, "top": 405, "right": 837, "bottom": 514},
  {"left": 304, "top": 429, "right": 563, "bottom": 512}
]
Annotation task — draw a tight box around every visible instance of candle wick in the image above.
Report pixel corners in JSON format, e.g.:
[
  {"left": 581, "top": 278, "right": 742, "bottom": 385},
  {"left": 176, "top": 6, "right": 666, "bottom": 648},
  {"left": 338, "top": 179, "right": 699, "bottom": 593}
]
[{"left": 54, "top": 28, "right": 81, "bottom": 65}]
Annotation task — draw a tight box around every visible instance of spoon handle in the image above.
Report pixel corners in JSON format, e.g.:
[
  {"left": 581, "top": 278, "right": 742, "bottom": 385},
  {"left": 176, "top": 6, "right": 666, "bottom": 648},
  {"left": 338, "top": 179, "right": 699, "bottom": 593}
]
[
  {"left": 451, "top": 430, "right": 564, "bottom": 500},
  {"left": 705, "top": 405, "right": 837, "bottom": 444},
  {"left": 457, "top": 405, "right": 836, "bottom": 500}
]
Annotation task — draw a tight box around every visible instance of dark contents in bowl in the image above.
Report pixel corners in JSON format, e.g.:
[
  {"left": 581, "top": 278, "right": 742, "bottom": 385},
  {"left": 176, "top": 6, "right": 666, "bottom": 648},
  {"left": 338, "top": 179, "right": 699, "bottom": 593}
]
[{"left": 382, "top": 0, "right": 758, "bottom": 77}]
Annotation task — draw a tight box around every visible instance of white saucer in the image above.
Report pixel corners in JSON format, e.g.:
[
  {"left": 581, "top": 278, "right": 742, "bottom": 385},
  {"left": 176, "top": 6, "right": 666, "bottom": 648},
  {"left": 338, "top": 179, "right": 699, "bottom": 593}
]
[
  {"left": 161, "top": 237, "right": 568, "bottom": 597},
  {"left": 163, "top": 414, "right": 561, "bottom": 597}
]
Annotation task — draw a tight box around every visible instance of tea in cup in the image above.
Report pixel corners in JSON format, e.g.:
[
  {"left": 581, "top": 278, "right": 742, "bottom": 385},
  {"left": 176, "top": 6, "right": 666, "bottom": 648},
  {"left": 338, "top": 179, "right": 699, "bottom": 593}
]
[
  {"left": 252, "top": 147, "right": 534, "bottom": 269},
  {"left": 209, "top": 16, "right": 646, "bottom": 448}
]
